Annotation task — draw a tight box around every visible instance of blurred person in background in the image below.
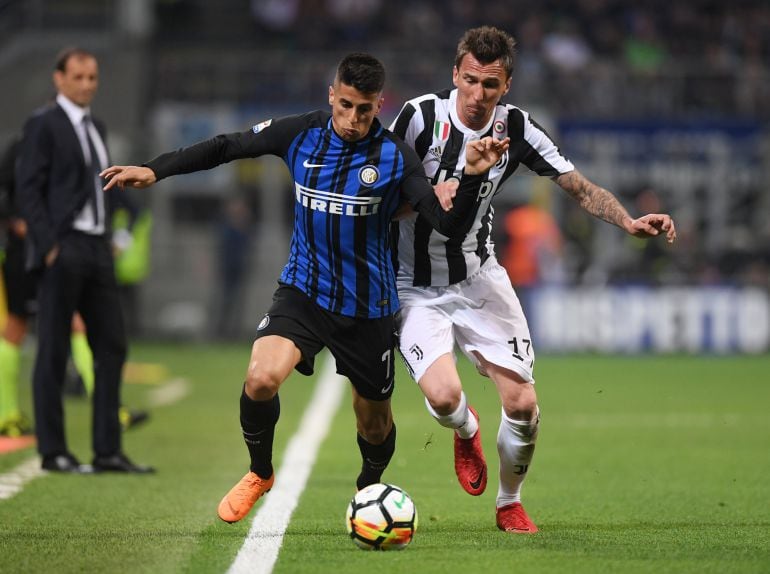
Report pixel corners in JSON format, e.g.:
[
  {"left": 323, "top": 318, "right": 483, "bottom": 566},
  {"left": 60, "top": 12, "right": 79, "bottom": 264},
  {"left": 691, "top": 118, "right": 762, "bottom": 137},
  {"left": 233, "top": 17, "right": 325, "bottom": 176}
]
[
  {"left": 213, "top": 195, "right": 254, "bottom": 340},
  {"left": 0, "top": 136, "right": 148, "bottom": 438},
  {"left": 15, "top": 47, "right": 153, "bottom": 473},
  {"left": 390, "top": 25, "right": 676, "bottom": 533},
  {"left": 0, "top": 136, "right": 35, "bottom": 438},
  {"left": 101, "top": 52, "right": 509, "bottom": 524},
  {"left": 498, "top": 184, "right": 564, "bottom": 315}
]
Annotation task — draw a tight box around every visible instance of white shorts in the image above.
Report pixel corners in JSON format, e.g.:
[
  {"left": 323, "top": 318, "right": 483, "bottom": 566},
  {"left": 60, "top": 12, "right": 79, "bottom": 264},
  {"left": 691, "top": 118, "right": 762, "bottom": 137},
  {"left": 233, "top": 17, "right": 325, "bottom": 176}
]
[{"left": 396, "top": 258, "right": 535, "bottom": 383}]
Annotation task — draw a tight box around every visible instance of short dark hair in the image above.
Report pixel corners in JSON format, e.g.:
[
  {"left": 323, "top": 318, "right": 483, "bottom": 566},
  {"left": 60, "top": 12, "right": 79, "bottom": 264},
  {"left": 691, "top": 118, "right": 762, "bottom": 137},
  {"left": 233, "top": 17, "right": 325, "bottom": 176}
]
[
  {"left": 455, "top": 26, "right": 516, "bottom": 78},
  {"left": 335, "top": 52, "right": 385, "bottom": 95},
  {"left": 54, "top": 47, "right": 96, "bottom": 73}
]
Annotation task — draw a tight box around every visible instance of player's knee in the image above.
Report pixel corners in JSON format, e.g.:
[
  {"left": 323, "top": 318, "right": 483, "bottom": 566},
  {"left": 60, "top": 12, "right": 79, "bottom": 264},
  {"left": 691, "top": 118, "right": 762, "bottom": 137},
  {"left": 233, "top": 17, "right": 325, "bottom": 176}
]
[
  {"left": 503, "top": 403, "right": 538, "bottom": 422},
  {"left": 3, "top": 315, "right": 28, "bottom": 344},
  {"left": 245, "top": 369, "right": 281, "bottom": 400},
  {"left": 426, "top": 386, "right": 462, "bottom": 416},
  {"left": 500, "top": 376, "right": 538, "bottom": 421},
  {"left": 359, "top": 418, "right": 391, "bottom": 444},
  {"left": 503, "top": 396, "right": 539, "bottom": 426}
]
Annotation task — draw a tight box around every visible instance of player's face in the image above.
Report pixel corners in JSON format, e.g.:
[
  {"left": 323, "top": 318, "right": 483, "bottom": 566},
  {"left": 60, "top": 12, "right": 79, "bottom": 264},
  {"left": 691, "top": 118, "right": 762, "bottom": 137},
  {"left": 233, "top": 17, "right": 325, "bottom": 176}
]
[
  {"left": 54, "top": 55, "right": 99, "bottom": 107},
  {"left": 328, "top": 81, "right": 383, "bottom": 142},
  {"left": 452, "top": 53, "right": 511, "bottom": 130}
]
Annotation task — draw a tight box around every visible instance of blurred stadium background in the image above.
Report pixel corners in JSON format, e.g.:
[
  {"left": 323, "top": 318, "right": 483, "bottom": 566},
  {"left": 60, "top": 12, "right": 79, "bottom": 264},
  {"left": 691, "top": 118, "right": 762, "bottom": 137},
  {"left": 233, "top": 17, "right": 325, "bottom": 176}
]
[{"left": 1, "top": 0, "right": 768, "bottom": 353}]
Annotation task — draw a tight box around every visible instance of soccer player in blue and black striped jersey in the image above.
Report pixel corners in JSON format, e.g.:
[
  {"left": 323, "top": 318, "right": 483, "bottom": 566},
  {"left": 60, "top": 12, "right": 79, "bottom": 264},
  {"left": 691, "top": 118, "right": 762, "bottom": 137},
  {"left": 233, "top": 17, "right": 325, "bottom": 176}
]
[{"left": 102, "top": 52, "right": 510, "bottom": 523}]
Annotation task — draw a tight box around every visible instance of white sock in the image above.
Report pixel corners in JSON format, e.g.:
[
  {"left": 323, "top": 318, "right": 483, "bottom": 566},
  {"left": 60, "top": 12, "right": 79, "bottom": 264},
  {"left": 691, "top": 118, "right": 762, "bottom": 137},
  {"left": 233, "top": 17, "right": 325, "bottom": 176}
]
[
  {"left": 497, "top": 407, "right": 540, "bottom": 507},
  {"left": 424, "top": 392, "right": 478, "bottom": 439}
]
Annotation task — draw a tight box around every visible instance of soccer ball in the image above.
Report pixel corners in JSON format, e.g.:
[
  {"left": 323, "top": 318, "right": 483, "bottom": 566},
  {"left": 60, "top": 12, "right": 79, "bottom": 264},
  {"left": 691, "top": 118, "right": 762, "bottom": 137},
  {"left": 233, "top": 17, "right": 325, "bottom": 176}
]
[{"left": 345, "top": 483, "right": 418, "bottom": 550}]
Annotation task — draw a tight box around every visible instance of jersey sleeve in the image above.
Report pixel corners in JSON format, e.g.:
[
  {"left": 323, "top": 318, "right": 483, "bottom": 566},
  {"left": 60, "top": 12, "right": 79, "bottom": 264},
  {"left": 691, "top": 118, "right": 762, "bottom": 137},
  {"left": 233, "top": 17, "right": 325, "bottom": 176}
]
[
  {"left": 398, "top": 147, "right": 484, "bottom": 238},
  {"left": 145, "top": 114, "right": 308, "bottom": 181},
  {"left": 390, "top": 102, "right": 418, "bottom": 145},
  {"left": 516, "top": 110, "right": 575, "bottom": 177}
]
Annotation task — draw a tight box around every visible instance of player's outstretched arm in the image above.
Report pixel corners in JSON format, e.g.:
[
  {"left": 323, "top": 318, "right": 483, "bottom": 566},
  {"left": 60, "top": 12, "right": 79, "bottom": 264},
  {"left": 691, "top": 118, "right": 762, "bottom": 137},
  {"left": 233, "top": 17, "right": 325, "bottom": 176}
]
[
  {"left": 101, "top": 166, "right": 157, "bottom": 191},
  {"left": 555, "top": 169, "right": 676, "bottom": 243}
]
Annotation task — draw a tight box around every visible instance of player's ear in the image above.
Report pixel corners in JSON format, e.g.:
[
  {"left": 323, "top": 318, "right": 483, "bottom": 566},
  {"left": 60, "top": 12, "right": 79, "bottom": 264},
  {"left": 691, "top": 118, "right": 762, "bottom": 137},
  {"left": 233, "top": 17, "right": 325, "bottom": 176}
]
[
  {"left": 452, "top": 66, "right": 460, "bottom": 88},
  {"left": 328, "top": 85, "right": 334, "bottom": 106},
  {"left": 375, "top": 97, "right": 384, "bottom": 116},
  {"left": 502, "top": 76, "right": 512, "bottom": 96}
]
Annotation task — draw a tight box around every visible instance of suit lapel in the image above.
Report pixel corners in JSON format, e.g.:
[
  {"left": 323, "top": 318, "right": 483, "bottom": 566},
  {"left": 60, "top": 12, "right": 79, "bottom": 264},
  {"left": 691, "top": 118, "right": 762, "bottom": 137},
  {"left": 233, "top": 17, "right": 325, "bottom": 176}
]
[{"left": 53, "top": 104, "right": 87, "bottom": 167}]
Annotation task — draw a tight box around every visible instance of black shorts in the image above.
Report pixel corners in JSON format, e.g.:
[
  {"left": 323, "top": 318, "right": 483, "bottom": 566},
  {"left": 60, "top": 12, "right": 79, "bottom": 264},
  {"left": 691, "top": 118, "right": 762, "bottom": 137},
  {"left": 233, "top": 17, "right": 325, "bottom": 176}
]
[
  {"left": 255, "top": 284, "right": 396, "bottom": 401},
  {"left": 2, "top": 234, "right": 38, "bottom": 318}
]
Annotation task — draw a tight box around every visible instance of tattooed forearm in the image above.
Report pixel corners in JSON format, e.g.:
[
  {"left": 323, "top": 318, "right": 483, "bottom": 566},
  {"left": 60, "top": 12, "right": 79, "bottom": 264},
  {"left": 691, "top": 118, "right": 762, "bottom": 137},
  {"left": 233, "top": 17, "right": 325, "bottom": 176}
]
[{"left": 555, "top": 170, "right": 632, "bottom": 229}]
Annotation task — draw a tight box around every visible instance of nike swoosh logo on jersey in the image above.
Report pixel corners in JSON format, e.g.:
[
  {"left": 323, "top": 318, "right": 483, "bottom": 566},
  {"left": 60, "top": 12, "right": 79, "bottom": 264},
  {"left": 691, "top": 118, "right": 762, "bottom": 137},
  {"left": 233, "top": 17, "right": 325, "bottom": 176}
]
[
  {"left": 469, "top": 467, "right": 485, "bottom": 490},
  {"left": 381, "top": 380, "right": 394, "bottom": 394},
  {"left": 302, "top": 159, "right": 326, "bottom": 168}
]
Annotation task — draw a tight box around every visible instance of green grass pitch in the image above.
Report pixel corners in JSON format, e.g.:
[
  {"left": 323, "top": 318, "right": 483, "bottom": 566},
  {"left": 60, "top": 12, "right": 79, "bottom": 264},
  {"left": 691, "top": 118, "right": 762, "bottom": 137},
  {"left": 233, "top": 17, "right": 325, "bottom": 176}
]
[{"left": 1, "top": 343, "right": 768, "bottom": 573}]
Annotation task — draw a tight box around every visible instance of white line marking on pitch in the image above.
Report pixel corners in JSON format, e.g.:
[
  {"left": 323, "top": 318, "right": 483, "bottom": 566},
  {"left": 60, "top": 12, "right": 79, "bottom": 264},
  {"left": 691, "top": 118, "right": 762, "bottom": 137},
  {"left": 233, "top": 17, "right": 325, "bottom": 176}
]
[
  {"left": 0, "top": 457, "right": 45, "bottom": 500},
  {"left": 227, "top": 354, "right": 346, "bottom": 574},
  {"left": 147, "top": 377, "right": 190, "bottom": 408}
]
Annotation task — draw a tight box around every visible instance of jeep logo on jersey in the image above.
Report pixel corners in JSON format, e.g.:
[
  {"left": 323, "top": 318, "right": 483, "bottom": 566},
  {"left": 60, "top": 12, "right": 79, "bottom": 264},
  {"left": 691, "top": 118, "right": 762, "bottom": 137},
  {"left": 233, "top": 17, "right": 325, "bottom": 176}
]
[
  {"left": 358, "top": 165, "right": 379, "bottom": 186},
  {"left": 295, "top": 183, "right": 381, "bottom": 216},
  {"left": 252, "top": 119, "right": 272, "bottom": 134}
]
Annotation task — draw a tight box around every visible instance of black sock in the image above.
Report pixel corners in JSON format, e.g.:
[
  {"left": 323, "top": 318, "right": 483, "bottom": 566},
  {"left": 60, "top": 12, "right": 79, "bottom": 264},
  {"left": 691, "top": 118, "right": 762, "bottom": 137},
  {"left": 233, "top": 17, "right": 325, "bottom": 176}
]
[
  {"left": 356, "top": 424, "right": 396, "bottom": 490},
  {"left": 240, "top": 387, "right": 280, "bottom": 479}
]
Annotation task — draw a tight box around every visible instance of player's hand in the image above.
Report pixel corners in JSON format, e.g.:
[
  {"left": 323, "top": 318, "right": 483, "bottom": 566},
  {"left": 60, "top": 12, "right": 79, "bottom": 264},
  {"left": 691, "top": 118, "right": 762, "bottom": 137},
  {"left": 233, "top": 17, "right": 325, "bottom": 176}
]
[
  {"left": 45, "top": 245, "right": 59, "bottom": 267},
  {"left": 9, "top": 218, "right": 27, "bottom": 238},
  {"left": 464, "top": 136, "right": 510, "bottom": 175},
  {"left": 627, "top": 213, "right": 677, "bottom": 243},
  {"left": 433, "top": 179, "right": 459, "bottom": 211},
  {"left": 100, "top": 166, "right": 157, "bottom": 190}
]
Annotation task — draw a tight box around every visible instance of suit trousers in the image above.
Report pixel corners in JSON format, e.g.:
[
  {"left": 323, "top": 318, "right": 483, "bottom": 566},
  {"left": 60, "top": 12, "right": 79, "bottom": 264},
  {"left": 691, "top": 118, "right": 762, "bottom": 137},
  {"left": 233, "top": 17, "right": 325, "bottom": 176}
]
[{"left": 33, "top": 231, "right": 127, "bottom": 457}]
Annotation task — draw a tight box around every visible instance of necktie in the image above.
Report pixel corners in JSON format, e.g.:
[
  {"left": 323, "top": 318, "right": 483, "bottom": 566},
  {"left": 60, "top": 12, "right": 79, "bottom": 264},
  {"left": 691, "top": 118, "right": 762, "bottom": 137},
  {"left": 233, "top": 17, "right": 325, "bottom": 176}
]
[{"left": 83, "top": 115, "right": 103, "bottom": 229}]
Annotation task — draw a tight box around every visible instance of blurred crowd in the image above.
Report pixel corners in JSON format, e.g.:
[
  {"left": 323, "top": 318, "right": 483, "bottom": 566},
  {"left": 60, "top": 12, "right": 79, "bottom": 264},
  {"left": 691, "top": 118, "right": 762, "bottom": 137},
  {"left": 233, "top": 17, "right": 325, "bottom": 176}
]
[
  {"left": 150, "top": 0, "right": 770, "bottom": 292},
  {"left": 166, "top": 0, "right": 770, "bottom": 64},
  {"left": 150, "top": 0, "right": 770, "bottom": 118},
  {"left": 2, "top": 0, "right": 766, "bottom": 339}
]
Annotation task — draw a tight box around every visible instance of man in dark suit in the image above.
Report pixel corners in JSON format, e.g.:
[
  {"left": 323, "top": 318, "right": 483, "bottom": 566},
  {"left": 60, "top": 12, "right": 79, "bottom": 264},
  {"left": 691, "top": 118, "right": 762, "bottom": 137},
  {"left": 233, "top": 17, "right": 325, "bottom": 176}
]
[{"left": 15, "top": 47, "right": 153, "bottom": 474}]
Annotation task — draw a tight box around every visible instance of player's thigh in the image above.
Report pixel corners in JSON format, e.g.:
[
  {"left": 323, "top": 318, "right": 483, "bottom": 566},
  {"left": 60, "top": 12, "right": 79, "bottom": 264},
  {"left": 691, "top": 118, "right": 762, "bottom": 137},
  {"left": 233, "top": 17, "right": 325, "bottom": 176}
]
[
  {"left": 482, "top": 359, "right": 538, "bottom": 418},
  {"left": 417, "top": 353, "right": 464, "bottom": 413},
  {"left": 254, "top": 285, "right": 326, "bottom": 378},
  {"left": 454, "top": 263, "right": 535, "bottom": 382},
  {"left": 246, "top": 335, "right": 303, "bottom": 399},
  {"left": 397, "top": 303, "right": 455, "bottom": 382},
  {"left": 328, "top": 313, "right": 396, "bottom": 400}
]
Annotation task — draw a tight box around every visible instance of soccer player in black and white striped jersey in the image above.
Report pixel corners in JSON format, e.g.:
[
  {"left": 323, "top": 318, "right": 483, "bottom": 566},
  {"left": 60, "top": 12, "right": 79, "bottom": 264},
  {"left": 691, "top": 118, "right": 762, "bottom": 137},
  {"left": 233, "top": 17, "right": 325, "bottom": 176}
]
[{"left": 390, "top": 26, "right": 676, "bottom": 533}]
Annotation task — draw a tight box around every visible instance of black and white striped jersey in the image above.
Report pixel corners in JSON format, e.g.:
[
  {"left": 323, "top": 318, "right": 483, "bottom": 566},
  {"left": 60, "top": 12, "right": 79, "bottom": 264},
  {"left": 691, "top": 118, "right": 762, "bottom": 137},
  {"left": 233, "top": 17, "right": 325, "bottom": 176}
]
[{"left": 390, "top": 88, "right": 575, "bottom": 287}]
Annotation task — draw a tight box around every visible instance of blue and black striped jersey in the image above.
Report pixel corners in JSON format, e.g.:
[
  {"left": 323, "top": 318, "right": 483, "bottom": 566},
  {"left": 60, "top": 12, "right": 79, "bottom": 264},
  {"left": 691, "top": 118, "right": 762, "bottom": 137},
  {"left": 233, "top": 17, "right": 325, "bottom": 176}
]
[{"left": 146, "top": 110, "right": 484, "bottom": 318}]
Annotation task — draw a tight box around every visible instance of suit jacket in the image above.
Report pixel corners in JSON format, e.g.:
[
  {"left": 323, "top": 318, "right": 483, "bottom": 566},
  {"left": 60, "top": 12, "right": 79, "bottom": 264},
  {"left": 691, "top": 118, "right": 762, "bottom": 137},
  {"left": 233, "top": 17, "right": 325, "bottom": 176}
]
[{"left": 15, "top": 102, "right": 109, "bottom": 270}]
